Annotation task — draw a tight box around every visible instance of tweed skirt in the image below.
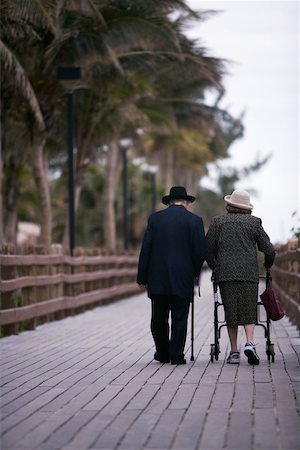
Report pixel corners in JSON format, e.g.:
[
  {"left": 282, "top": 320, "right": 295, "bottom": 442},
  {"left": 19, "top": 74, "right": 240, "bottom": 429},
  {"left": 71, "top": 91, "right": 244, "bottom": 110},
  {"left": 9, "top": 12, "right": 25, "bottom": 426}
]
[{"left": 219, "top": 281, "right": 258, "bottom": 326}]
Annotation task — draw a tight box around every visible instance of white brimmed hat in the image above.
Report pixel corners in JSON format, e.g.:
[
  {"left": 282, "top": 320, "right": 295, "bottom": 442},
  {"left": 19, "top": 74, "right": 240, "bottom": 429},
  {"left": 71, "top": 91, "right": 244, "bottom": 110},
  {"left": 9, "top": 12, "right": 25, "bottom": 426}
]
[{"left": 224, "top": 189, "right": 253, "bottom": 210}]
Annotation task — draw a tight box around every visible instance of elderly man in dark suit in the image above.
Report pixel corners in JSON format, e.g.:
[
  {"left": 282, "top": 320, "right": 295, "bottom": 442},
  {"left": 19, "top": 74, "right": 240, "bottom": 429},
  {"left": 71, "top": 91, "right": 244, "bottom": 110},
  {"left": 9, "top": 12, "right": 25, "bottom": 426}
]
[{"left": 137, "top": 186, "right": 206, "bottom": 365}]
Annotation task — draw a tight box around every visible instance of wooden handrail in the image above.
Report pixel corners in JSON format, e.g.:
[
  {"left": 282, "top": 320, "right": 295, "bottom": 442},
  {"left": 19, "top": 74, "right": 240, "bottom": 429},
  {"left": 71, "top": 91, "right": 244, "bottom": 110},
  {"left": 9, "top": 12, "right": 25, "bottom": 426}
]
[
  {"left": 0, "top": 282, "right": 139, "bottom": 326},
  {"left": 0, "top": 248, "right": 140, "bottom": 337},
  {"left": 0, "top": 268, "right": 137, "bottom": 292},
  {"left": 271, "top": 267, "right": 300, "bottom": 282},
  {"left": 272, "top": 240, "right": 299, "bottom": 330},
  {"left": 0, "top": 254, "right": 138, "bottom": 266}
]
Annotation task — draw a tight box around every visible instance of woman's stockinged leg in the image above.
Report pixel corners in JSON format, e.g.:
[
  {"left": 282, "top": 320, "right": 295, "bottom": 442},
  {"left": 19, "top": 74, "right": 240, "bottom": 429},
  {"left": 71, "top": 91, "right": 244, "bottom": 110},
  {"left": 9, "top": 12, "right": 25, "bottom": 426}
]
[
  {"left": 227, "top": 325, "right": 239, "bottom": 352},
  {"left": 244, "top": 323, "right": 255, "bottom": 343}
]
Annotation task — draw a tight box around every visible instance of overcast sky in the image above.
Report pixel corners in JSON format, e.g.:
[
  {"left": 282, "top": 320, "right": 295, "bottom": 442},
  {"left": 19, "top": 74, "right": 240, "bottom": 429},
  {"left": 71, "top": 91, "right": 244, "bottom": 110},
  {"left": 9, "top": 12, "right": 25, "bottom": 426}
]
[{"left": 186, "top": 0, "right": 299, "bottom": 244}]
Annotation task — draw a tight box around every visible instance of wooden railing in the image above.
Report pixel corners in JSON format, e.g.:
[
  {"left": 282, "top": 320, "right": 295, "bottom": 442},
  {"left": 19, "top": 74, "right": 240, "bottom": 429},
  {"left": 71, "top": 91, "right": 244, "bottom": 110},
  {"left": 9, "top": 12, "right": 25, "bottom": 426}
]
[
  {"left": 271, "top": 239, "right": 300, "bottom": 330},
  {"left": 2, "top": 239, "right": 298, "bottom": 337},
  {"left": 0, "top": 245, "right": 140, "bottom": 337}
]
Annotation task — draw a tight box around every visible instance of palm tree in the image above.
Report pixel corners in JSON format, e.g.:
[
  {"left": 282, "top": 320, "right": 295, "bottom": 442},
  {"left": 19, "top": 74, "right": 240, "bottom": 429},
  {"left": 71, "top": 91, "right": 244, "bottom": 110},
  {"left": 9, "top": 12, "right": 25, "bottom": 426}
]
[
  {"left": 1, "top": 0, "right": 244, "bottom": 253},
  {"left": 45, "top": 0, "right": 211, "bottom": 251},
  {"left": 0, "top": 0, "right": 55, "bottom": 246}
]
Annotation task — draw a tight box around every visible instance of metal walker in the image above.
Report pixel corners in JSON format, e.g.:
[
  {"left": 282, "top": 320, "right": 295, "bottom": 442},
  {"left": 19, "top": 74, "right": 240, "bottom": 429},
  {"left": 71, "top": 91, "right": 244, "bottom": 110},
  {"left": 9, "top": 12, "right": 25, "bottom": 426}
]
[{"left": 210, "top": 274, "right": 275, "bottom": 363}]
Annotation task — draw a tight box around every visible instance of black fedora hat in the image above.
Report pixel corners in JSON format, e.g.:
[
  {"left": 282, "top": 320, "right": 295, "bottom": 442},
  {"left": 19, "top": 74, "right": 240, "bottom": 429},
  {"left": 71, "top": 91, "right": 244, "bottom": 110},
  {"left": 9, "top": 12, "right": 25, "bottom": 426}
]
[{"left": 162, "top": 186, "right": 195, "bottom": 205}]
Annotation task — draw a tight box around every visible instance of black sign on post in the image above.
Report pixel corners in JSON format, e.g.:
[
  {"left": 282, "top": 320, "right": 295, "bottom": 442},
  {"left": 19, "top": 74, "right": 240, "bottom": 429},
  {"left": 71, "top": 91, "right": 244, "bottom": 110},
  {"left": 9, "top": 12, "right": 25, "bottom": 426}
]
[
  {"left": 57, "top": 67, "right": 81, "bottom": 256},
  {"left": 57, "top": 67, "right": 81, "bottom": 81}
]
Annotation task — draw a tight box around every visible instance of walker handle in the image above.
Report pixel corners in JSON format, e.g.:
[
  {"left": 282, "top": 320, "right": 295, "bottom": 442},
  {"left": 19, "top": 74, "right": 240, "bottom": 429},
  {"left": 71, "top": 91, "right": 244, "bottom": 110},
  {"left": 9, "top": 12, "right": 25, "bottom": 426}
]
[{"left": 211, "top": 273, "right": 218, "bottom": 295}]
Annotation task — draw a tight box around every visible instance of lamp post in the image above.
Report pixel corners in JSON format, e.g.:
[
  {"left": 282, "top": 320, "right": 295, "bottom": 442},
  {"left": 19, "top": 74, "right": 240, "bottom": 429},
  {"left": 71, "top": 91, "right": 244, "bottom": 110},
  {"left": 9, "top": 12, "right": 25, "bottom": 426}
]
[
  {"left": 56, "top": 67, "right": 81, "bottom": 256},
  {"left": 120, "top": 139, "right": 132, "bottom": 250},
  {"left": 140, "top": 162, "right": 158, "bottom": 214},
  {"left": 148, "top": 166, "right": 158, "bottom": 213}
]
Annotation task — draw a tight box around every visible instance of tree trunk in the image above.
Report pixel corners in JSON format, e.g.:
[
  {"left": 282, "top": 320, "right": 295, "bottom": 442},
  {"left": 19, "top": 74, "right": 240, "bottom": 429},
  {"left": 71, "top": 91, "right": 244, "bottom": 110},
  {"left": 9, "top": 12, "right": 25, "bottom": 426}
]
[
  {"left": 103, "top": 140, "right": 120, "bottom": 252},
  {"left": 61, "top": 164, "right": 84, "bottom": 248},
  {"left": 185, "top": 172, "right": 196, "bottom": 196},
  {"left": 0, "top": 129, "right": 3, "bottom": 246},
  {"left": 2, "top": 154, "right": 21, "bottom": 246},
  {"left": 31, "top": 134, "right": 52, "bottom": 248},
  {"left": 5, "top": 209, "right": 17, "bottom": 245},
  {"left": 165, "top": 146, "right": 174, "bottom": 191}
]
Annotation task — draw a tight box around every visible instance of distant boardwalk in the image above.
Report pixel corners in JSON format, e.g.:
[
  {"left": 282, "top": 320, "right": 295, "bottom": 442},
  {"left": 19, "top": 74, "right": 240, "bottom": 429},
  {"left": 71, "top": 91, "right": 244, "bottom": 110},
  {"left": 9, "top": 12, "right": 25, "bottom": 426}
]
[{"left": 1, "top": 271, "right": 299, "bottom": 450}]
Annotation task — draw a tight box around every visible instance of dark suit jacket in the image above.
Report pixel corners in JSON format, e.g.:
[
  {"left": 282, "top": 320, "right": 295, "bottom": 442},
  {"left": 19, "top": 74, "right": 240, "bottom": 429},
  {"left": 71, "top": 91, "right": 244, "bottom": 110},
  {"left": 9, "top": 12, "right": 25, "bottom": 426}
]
[{"left": 137, "top": 205, "right": 206, "bottom": 301}]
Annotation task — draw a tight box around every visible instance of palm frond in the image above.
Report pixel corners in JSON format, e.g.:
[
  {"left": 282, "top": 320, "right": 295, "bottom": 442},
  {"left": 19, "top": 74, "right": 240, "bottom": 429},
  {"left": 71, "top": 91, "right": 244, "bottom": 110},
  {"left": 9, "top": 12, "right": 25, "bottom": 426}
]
[
  {"left": 86, "top": 0, "right": 107, "bottom": 27},
  {"left": 105, "top": 16, "right": 182, "bottom": 55},
  {"left": 0, "top": 40, "right": 45, "bottom": 131},
  {"left": 0, "top": 0, "right": 58, "bottom": 36},
  {"left": 33, "top": 0, "right": 60, "bottom": 36}
]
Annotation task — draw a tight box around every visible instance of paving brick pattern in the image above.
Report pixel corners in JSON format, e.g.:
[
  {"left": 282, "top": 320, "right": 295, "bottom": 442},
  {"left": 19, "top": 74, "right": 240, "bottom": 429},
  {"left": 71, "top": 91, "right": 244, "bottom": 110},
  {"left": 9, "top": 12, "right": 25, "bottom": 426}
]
[{"left": 1, "top": 271, "right": 299, "bottom": 450}]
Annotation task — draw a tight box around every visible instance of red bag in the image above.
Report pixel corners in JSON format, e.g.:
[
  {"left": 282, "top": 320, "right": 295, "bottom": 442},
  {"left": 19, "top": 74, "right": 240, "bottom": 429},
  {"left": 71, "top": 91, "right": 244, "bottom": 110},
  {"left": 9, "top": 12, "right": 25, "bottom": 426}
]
[{"left": 260, "top": 271, "right": 285, "bottom": 321}]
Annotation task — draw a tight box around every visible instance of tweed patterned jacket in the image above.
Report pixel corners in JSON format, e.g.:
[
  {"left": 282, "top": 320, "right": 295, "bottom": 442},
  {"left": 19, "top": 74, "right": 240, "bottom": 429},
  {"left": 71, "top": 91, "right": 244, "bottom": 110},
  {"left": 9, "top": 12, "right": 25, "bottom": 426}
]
[{"left": 206, "top": 213, "right": 275, "bottom": 283}]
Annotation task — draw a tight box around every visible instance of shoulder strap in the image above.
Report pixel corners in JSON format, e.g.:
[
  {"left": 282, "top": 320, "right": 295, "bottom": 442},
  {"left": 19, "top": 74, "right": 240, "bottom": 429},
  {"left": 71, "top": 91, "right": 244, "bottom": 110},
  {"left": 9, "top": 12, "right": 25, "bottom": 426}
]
[{"left": 266, "top": 269, "right": 272, "bottom": 287}]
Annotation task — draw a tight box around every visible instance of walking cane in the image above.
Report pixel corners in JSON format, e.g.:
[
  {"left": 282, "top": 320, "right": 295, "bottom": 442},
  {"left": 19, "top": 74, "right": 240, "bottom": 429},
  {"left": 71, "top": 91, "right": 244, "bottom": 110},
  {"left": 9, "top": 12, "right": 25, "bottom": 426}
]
[
  {"left": 190, "top": 291, "right": 195, "bottom": 361},
  {"left": 190, "top": 276, "right": 200, "bottom": 361}
]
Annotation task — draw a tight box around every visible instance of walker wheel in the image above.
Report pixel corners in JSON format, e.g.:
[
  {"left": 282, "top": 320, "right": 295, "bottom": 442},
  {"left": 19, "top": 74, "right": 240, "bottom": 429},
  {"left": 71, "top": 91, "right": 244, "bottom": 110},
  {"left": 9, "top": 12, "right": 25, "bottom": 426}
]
[
  {"left": 266, "top": 343, "right": 275, "bottom": 362},
  {"left": 270, "top": 344, "right": 275, "bottom": 362},
  {"left": 210, "top": 344, "right": 215, "bottom": 363},
  {"left": 215, "top": 343, "right": 220, "bottom": 360}
]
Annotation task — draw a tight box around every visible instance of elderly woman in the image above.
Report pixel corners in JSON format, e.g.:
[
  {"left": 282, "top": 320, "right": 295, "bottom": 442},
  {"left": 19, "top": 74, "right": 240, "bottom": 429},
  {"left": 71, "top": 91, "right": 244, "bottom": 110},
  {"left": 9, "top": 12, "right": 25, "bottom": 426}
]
[{"left": 206, "top": 189, "right": 275, "bottom": 365}]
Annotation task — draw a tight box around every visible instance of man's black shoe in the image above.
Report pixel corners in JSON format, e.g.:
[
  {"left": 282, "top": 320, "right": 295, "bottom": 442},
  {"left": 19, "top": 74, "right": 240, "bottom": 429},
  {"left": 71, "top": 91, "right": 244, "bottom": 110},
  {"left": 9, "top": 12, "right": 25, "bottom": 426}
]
[
  {"left": 171, "top": 358, "right": 186, "bottom": 365},
  {"left": 154, "top": 352, "right": 170, "bottom": 363}
]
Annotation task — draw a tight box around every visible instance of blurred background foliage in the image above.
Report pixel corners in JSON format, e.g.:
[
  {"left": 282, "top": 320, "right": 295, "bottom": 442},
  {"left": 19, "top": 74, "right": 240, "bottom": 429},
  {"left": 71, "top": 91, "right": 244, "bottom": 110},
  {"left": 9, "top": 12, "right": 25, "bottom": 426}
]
[{"left": 1, "top": 0, "right": 266, "bottom": 252}]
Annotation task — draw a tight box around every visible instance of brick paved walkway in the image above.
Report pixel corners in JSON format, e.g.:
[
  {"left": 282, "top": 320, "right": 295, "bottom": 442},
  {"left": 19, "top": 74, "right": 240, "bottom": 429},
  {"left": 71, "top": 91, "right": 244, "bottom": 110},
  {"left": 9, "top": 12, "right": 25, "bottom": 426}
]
[{"left": 1, "top": 271, "right": 299, "bottom": 450}]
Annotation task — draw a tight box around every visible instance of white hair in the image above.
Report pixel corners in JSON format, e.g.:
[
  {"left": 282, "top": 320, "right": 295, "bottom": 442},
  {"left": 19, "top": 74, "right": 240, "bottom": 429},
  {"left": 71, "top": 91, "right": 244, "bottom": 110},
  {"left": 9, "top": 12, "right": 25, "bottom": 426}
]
[{"left": 169, "top": 199, "right": 191, "bottom": 206}]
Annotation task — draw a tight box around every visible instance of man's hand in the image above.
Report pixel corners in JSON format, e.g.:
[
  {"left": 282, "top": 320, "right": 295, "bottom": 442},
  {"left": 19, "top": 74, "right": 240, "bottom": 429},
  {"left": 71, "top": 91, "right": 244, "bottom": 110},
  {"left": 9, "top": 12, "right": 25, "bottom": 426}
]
[{"left": 138, "top": 284, "right": 147, "bottom": 290}]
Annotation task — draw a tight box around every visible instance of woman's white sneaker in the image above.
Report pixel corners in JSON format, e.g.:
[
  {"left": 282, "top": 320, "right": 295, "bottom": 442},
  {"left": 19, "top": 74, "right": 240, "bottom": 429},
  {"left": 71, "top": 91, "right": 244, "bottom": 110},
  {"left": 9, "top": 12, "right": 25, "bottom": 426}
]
[
  {"left": 226, "top": 351, "right": 240, "bottom": 364},
  {"left": 244, "top": 342, "right": 260, "bottom": 365}
]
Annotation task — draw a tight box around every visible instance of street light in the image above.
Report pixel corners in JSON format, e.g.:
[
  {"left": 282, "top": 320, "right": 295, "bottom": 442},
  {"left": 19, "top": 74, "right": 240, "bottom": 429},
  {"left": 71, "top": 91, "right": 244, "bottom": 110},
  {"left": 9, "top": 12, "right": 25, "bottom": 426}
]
[
  {"left": 56, "top": 67, "right": 81, "bottom": 256},
  {"left": 120, "top": 139, "right": 132, "bottom": 250},
  {"left": 140, "top": 162, "right": 158, "bottom": 214},
  {"left": 149, "top": 166, "right": 158, "bottom": 213}
]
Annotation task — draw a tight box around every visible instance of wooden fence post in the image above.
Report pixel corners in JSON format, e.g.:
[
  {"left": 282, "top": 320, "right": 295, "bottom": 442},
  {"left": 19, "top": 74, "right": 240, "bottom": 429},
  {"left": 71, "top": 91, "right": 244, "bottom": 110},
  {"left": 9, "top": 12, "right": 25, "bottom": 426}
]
[
  {"left": 22, "top": 244, "right": 38, "bottom": 331},
  {"left": 63, "top": 247, "right": 74, "bottom": 317},
  {"left": 1, "top": 244, "right": 17, "bottom": 336},
  {"left": 73, "top": 247, "right": 85, "bottom": 314},
  {"left": 52, "top": 244, "right": 65, "bottom": 321},
  {"left": 21, "top": 244, "right": 32, "bottom": 331},
  {"left": 35, "top": 245, "right": 49, "bottom": 326}
]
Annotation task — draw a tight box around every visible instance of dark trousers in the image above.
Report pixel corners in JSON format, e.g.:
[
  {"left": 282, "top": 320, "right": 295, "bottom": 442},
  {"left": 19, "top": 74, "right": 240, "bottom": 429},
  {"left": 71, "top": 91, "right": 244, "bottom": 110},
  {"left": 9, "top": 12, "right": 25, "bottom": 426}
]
[{"left": 150, "top": 294, "right": 190, "bottom": 361}]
